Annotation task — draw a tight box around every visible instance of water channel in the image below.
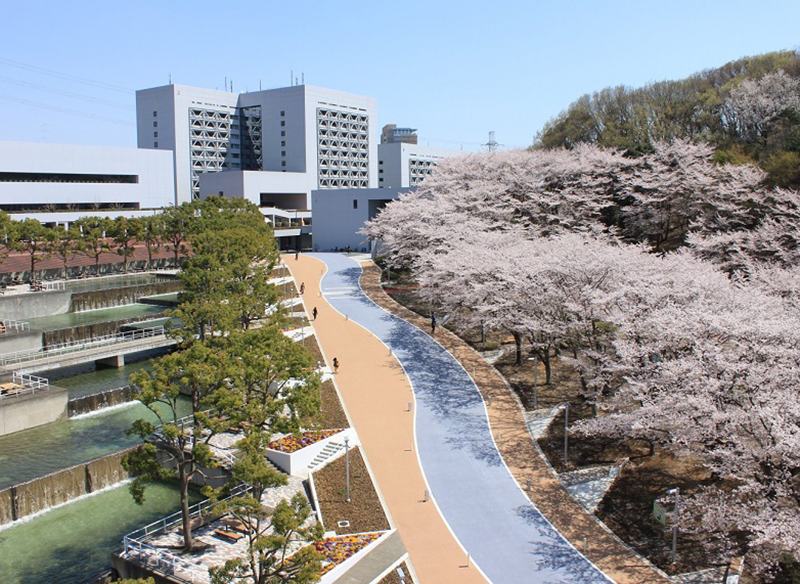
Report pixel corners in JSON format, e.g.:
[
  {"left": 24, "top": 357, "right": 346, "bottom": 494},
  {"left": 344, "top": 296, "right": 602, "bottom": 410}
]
[
  {"left": 0, "top": 392, "right": 191, "bottom": 490},
  {"left": 26, "top": 303, "right": 166, "bottom": 331},
  {"left": 0, "top": 481, "right": 198, "bottom": 584},
  {"left": 43, "top": 347, "right": 169, "bottom": 400}
]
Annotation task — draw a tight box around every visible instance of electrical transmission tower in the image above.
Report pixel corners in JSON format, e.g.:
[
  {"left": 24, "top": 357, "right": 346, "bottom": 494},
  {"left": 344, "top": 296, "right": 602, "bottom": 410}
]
[{"left": 483, "top": 131, "right": 502, "bottom": 152}]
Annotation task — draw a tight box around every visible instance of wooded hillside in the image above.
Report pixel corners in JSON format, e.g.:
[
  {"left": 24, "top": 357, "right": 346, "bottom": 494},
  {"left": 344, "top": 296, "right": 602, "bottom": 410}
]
[{"left": 535, "top": 50, "right": 800, "bottom": 188}]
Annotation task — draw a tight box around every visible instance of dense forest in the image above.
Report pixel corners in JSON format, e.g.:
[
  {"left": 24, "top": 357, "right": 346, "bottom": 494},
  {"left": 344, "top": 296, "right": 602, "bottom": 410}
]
[{"left": 535, "top": 50, "right": 800, "bottom": 189}]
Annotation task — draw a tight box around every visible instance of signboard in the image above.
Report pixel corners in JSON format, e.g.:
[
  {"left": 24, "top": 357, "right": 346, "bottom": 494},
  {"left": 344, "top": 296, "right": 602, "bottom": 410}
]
[{"left": 653, "top": 500, "right": 668, "bottom": 525}]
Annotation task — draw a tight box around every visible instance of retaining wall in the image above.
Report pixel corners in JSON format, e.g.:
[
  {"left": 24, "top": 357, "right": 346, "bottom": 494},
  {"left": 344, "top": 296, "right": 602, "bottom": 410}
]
[{"left": 0, "top": 385, "right": 68, "bottom": 436}]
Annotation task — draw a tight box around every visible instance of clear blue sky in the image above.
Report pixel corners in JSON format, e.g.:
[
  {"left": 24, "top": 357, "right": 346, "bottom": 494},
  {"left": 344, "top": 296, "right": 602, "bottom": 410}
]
[{"left": 1, "top": 0, "right": 798, "bottom": 151}]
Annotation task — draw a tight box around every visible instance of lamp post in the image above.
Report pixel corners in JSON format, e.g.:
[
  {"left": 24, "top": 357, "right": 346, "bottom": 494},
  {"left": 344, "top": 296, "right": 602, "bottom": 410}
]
[
  {"left": 558, "top": 403, "right": 569, "bottom": 465},
  {"left": 667, "top": 487, "right": 680, "bottom": 564},
  {"left": 344, "top": 436, "right": 351, "bottom": 503}
]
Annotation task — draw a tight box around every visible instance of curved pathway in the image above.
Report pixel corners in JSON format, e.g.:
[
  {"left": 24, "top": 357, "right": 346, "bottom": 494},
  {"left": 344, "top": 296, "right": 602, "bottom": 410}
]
[
  {"left": 287, "top": 254, "right": 488, "bottom": 584},
  {"left": 301, "top": 253, "right": 611, "bottom": 584}
]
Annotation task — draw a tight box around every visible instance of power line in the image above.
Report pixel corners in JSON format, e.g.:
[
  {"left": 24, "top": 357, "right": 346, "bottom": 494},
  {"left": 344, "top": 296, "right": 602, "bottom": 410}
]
[
  {"left": 0, "top": 94, "right": 135, "bottom": 127},
  {"left": 0, "top": 57, "right": 134, "bottom": 94},
  {"left": 0, "top": 75, "right": 134, "bottom": 110}
]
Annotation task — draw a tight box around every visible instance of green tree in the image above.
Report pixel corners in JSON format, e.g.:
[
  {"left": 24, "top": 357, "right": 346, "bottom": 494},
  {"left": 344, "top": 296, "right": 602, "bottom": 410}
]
[
  {"left": 0, "top": 211, "right": 16, "bottom": 265},
  {"left": 13, "top": 219, "right": 55, "bottom": 282},
  {"left": 74, "top": 216, "right": 112, "bottom": 276},
  {"left": 123, "top": 346, "right": 233, "bottom": 551},
  {"left": 162, "top": 204, "right": 194, "bottom": 268},
  {"left": 140, "top": 215, "right": 164, "bottom": 271},
  {"left": 52, "top": 224, "right": 82, "bottom": 280},
  {"left": 209, "top": 492, "right": 322, "bottom": 584},
  {"left": 111, "top": 216, "right": 143, "bottom": 273}
]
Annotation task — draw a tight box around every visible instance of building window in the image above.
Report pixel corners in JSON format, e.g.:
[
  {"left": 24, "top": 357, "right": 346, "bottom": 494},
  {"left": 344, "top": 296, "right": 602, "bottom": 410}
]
[
  {"left": 281, "top": 151, "right": 286, "bottom": 156},
  {"left": 154, "top": 142, "right": 158, "bottom": 147},
  {"left": 153, "top": 121, "right": 158, "bottom": 128},
  {"left": 280, "top": 110, "right": 285, "bottom": 116},
  {"left": 281, "top": 161, "right": 286, "bottom": 167},
  {"left": 280, "top": 121, "right": 285, "bottom": 127},
  {"left": 379, "top": 169, "right": 383, "bottom": 173},
  {"left": 153, "top": 111, "right": 157, "bottom": 117},
  {"left": 153, "top": 131, "right": 158, "bottom": 138},
  {"left": 353, "top": 199, "right": 358, "bottom": 209},
  {"left": 281, "top": 141, "right": 286, "bottom": 146},
  {"left": 281, "top": 131, "right": 286, "bottom": 137}
]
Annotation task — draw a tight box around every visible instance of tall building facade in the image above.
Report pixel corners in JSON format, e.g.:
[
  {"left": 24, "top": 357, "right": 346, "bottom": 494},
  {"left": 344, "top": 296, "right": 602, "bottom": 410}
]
[{"left": 136, "top": 84, "right": 378, "bottom": 206}]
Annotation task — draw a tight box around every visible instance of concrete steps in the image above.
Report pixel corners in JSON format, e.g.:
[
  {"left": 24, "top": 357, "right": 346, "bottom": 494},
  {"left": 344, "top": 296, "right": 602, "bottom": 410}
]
[{"left": 307, "top": 441, "right": 346, "bottom": 473}]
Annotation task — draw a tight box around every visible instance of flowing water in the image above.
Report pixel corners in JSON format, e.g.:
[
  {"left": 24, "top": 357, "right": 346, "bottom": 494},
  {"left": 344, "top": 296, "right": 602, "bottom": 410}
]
[
  {"left": 59, "top": 273, "right": 174, "bottom": 293},
  {"left": 0, "top": 396, "right": 192, "bottom": 490},
  {"left": 44, "top": 347, "right": 169, "bottom": 400},
  {"left": 0, "top": 481, "right": 200, "bottom": 584},
  {"left": 25, "top": 304, "right": 166, "bottom": 332}
]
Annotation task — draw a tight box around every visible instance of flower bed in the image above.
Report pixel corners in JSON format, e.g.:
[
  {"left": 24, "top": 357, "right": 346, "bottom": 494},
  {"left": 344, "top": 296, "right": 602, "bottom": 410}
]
[
  {"left": 269, "top": 430, "right": 343, "bottom": 453},
  {"left": 314, "top": 532, "right": 383, "bottom": 575}
]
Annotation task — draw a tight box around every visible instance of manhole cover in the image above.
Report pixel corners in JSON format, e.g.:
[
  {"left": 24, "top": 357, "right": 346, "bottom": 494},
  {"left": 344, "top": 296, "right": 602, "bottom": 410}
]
[{"left": 337, "top": 520, "right": 350, "bottom": 528}]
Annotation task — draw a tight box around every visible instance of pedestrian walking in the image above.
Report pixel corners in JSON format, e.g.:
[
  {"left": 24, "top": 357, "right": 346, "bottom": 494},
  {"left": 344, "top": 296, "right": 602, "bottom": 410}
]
[
  {"left": 295, "top": 251, "right": 299, "bottom": 260},
  {"left": 312, "top": 307, "right": 318, "bottom": 320},
  {"left": 300, "top": 282, "right": 305, "bottom": 295},
  {"left": 430, "top": 311, "right": 437, "bottom": 336},
  {"left": 333, "top": 357, "right": 339, "bottom": 373}
]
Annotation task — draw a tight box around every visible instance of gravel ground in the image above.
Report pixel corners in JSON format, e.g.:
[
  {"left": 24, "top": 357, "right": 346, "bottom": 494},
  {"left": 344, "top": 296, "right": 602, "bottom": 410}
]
[{"left": 313, "top": 446, "right": 390, "bottom": 535}]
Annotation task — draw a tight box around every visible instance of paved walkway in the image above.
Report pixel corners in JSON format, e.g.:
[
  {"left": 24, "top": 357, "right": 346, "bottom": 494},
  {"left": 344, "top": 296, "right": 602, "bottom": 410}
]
[
  {"left": 290, "top": 254, "right": 618, "bottom": 584},
  {"left": 359, "top": 261, "right": 672, "bottom": 584},
  {"left": 286, "top": 254, "right": 488, "bottom": 584}
]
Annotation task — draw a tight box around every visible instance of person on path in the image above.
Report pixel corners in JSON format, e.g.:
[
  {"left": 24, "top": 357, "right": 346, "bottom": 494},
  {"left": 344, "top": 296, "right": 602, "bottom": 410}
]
[
  {"left": 300, "top": 282, "right": 305, "bottom": 295},
  {"left": 312, "top": 306, "right": 318, "bottom": 320},
  {"left": 430, "top": 311, "right": 437, "bottom": 336},
  {"left": 333, "top": 357, "right": 339, "bottom": 373},
  {"left": 295, "top": 251, "right": 299, "bottom": 261}
]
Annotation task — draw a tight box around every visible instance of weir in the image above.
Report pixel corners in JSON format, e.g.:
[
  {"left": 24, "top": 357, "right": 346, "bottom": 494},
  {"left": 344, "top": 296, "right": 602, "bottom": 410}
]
[{"left": 0, "top": 447, "right": 135, "bottom": 524}]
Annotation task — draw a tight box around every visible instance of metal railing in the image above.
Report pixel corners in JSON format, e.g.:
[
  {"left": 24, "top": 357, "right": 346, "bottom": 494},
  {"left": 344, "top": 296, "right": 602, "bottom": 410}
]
[
  {"left": 123, "top": 483, "right": 252, "bottom": 545},
  {"left": 0, "top": 325, "right": 169, "bottom": 367},
  {"left": 0, "top": 372, "right": 50, "bottom": 401},
  {"left": 0, "top": 319, "right": 30, "bottom": 333},
  {"left": 122, "top": 539, "right": 205, "bottom": 583}
]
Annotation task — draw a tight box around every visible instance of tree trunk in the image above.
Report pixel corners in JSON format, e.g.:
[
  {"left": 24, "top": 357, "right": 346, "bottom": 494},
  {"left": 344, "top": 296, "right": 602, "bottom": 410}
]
[
  {"left": 179, "top": 463, "right": 193, "bottom": 551},
  {"left": 29, "top": 253, "right": 35, "bottom": 283},
  {"left": 513, "top": 332, "right": 523, "bottom": 365},
  {"left": 147, "top": 248, "right": 153, "bottom": 271},
  {"left": 95, "top": 255, "right": 100, "bottom": 277}
]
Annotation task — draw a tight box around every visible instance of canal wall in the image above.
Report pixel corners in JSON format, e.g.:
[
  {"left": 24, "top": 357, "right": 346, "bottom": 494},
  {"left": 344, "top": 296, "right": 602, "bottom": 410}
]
[
  {"left": 68, "top": 386, "right": 135, "bottom": 417},
  {"left": 0, "top": 385, "right": 68, "bottom": 436},
  {"left": 0, "top": 330, "right": 42, "bottom": 355},
  {"left": 0, "top": 290, "right": 72, "bottom": 320},
  {"left": 43, "top": 313, "right": 167, "bottom": 347},
  {"left": 70, "top": 281, "right": 181, "bottom": 312},
  {"left": 0, "top": 447, "right": 135, "bottom": 525}
]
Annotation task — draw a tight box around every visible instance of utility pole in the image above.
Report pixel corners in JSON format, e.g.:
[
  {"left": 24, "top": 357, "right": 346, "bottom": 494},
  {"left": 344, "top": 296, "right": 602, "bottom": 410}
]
[{"left": 483, "top": 131, "right": 502, "bottom": 152}]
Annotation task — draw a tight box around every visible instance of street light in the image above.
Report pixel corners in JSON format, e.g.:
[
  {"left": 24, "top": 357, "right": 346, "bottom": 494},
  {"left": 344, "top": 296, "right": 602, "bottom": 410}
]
[
  {"left": 344, "top": 436, "right": 351, "bottom": 503},
  {"left": 667, "top": 487, "right": 680, "bottom": 564},
  {"left": 558, "top": 403, "right": 569, "bottom": 465}
]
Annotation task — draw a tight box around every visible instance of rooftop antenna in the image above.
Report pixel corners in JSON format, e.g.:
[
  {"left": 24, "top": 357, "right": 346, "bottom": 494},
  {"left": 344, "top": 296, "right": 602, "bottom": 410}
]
[
  {"left": 483, "top": 131, "right": 502, "bottom": 152},
  {"left": 231, "top": 79, "right": 233, "bottom": 92},
  {"left": 291, "top": 70, "right": 293, "bottom": 86},
  {"left": 302, "top": 72, "right": 304, "bottom": 85},
  {"left": 225, "top": 76, "right": 227, "bottom": 91},
  {"left": 259, "top": 79, "right": 262, "bottom": 91},
  {"left": 169, "top": 73, "right": 172, "bottom": 84}
]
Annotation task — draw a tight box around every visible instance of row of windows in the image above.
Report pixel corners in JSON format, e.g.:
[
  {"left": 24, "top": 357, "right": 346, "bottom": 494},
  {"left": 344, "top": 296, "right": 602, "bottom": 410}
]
[{"left": 0, "top": 172, "right": 140, "bottom": 184}]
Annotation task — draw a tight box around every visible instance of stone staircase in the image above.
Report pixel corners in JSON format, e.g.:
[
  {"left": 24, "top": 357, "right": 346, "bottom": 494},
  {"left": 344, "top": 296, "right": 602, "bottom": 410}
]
[{"left": 307, "top": 440, "right": 347, "bottom": 474}]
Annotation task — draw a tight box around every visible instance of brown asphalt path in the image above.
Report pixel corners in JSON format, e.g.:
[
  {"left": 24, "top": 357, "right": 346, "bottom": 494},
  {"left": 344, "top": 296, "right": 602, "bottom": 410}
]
[
  {"left": 285, "top": 254, "right": 489, "bottom": 584},
  {"left": 359, "top": 263, "right": 672, "bottom": 584}
]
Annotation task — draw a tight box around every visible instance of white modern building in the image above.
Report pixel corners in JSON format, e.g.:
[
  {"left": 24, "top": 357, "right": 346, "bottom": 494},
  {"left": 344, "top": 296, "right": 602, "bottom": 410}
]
[
  {"left": 378, "top": 142, "right": 460, "bottom": 189},
  {"left": 136, "top": 84, "right": 379, "bottom": 208},
  {"left": 311, "top": 187, "right": 412, "bottom": 252},
  {"left": 0, "top": 140, "right": 175, "bottom": 226}
]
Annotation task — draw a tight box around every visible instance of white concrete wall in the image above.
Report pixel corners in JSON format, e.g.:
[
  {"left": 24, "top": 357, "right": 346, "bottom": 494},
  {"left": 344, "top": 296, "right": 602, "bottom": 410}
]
[
  {"left": 0, "top": 141, "right": 175, "bottom": 210},
  {"left": 378, "top": 143, "right": 460, "bottom": 188},
  {"left": 199, "top": 170, "right": 312, "bottom": 208},
  {"left": 311, "top": 187, "right": 410, "bottom": 251},
  {"left": 137, "top": 85, "right": 238, "bottom": 205}
]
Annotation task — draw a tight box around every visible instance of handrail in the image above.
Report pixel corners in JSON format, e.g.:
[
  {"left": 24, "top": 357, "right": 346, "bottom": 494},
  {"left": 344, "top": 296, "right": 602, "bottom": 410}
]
[
  {"left": 0, "top": 325, "right": 169, "bottom": 367},
  {"left": 0, "top": 319, "right": 30, "bottom": 333},
  {"left": 0, "top": 371, "right": 50, "bottom": 401},
  {"left": 123, "top": 483, "right": 253, "bottom": 544}
]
